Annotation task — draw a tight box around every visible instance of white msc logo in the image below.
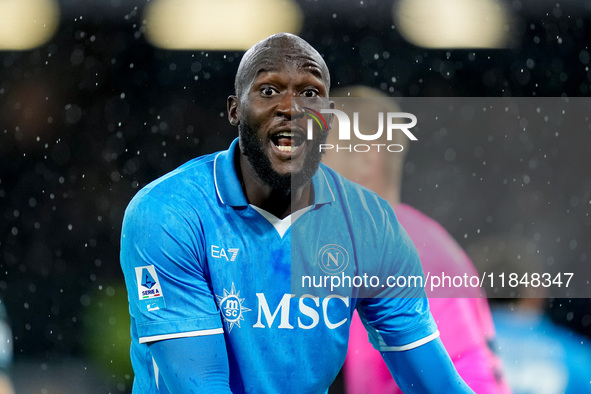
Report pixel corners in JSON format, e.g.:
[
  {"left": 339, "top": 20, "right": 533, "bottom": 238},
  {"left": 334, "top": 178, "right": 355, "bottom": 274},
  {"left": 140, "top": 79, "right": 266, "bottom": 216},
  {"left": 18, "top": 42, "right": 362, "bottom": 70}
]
[
  {"left": 211, "top": 245, "right": 239, "bottom": 261},
  {"left": 318, "top": 244, "right": 349, "bottom": 275},
  {"left": 254, "top": 293, "right": 349, "bottom": 330},
  {"left": 216, "top": 283, "right": 251, "bottom": 333},
  {"left": 216, "top": 286, "right": 349, "bottom": 332}
]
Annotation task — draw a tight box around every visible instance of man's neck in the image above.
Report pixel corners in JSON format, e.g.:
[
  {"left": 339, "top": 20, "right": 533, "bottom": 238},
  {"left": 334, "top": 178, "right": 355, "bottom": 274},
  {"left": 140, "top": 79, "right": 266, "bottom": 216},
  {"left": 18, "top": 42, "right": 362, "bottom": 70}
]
[{"left": 238, "top": 155, "right": 312, "bottom": 219}]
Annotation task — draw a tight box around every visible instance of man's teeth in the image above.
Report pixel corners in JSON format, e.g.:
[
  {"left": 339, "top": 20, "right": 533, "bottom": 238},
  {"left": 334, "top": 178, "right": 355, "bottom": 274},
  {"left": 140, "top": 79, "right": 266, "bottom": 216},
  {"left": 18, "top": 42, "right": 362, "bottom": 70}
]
[
  {"left": 273, "top": 131, "right": 303, "bottom": 152},
  {"left": 277, "top": 145, "right": 297, "bottom": 152}
]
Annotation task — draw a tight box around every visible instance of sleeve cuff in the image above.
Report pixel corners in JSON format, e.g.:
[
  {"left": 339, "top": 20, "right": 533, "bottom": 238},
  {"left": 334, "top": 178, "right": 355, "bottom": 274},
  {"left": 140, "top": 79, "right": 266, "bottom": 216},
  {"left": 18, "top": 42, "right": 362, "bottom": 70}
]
[
  {"left": 136, "top": 315, "right": 223, "bottom": 342},
  {"left": 139, "top": 327, "right": 224, "bottom": 344},
  {"left": 377, "top": 330, "right": 440, "bottom": 352},
  {"left": 363, "top": 313, "right": 439, "bottom": 352}
]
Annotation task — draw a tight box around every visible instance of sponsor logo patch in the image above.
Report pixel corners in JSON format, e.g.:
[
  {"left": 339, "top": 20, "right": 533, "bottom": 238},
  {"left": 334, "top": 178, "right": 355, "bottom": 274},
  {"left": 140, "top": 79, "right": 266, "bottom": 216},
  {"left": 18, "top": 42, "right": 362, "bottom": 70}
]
[
  {"left": 135, "top": 265, "right": 166, "bottom": 312},
  {"left": 216, "top": 283, "right": 251, "bottom": 333}
]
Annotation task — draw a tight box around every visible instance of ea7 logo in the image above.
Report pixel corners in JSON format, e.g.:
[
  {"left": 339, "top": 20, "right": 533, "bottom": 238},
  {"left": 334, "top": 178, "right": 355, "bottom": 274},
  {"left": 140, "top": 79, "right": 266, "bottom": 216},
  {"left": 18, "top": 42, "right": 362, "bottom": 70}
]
[{"left": 211, "top": 245, "right": 239, "bottom": 261}]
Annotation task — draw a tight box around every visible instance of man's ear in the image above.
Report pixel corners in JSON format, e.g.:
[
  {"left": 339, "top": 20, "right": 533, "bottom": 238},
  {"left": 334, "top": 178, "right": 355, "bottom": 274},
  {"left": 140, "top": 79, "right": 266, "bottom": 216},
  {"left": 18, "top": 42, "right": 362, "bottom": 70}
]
[{"left": 227, "top": 95, "right": 239, "bottom": 126}]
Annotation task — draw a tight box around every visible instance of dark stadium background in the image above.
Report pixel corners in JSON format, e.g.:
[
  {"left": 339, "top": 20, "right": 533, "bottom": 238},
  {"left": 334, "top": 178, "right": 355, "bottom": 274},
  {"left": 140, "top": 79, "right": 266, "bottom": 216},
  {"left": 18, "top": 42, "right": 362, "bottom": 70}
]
[{"left": 1, "top": 0, "right": 590, "bottom": 392}]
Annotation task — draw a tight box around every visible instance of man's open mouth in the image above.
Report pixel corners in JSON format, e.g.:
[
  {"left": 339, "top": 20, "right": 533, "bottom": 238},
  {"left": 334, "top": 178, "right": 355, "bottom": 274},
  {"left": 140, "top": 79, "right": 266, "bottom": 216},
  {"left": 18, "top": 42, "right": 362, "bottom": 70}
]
[{"left": 271, "top": 131, "right": 305, "bottom": 153}]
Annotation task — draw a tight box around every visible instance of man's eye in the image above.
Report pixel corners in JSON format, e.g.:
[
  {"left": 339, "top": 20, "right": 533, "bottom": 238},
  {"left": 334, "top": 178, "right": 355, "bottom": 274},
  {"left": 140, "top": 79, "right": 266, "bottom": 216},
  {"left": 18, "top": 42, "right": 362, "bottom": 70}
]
[
  {"left": 261, "top": 87, "right": 277, "bottom": 96},
  {"left": 302, "top": 89, "right": 318, "bottom": 98}
]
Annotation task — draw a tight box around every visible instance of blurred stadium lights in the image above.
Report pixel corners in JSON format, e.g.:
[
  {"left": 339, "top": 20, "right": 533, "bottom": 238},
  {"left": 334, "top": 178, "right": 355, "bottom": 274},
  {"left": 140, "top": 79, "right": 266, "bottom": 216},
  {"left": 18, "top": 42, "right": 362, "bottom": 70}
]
[
  {"left": 0, "top": 0, "right": 60, "bottom": 50},
  {"left": 393, "top": 0, "right": 514, "bottom": 49},
  {"left": 143, "top": 0, "right": 303, "bottom": 50}
]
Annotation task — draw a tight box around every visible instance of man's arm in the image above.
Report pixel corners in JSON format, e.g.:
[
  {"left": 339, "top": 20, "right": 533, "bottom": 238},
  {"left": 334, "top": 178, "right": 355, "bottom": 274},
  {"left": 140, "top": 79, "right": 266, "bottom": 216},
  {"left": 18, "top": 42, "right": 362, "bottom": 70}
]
[
  {"left": 381, "top": 338, "right": 474, "bottom": 393},
  {"left": 121, "top": 195, "right": 227, "bottom": 392},
  {"left": 149, "top": 334, "right": 232, "bottom": 394}
]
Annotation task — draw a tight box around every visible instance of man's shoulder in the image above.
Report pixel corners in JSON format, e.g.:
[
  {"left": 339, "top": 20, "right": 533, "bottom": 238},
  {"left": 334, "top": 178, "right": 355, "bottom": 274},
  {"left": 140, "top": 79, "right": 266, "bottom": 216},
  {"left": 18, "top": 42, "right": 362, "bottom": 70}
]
[
  {"left": 127, "top": 151, "right": 220, "bottom": 214},
  {"left": 318, "top": 163, "right": 391, "bottom": 212}
]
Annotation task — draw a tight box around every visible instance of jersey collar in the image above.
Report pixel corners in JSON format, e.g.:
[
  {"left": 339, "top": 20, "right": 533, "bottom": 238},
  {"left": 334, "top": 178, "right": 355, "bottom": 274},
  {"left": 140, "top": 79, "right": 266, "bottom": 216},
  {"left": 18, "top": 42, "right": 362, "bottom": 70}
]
[
  {"left": 312, "top": 166, "right": 336, "bottom": 206},
  {"left": 213, "top": 138, "right": 248, "bottom": 207},
  {"left": 213, "top": 138, "right": 335, "bottom": 208}
]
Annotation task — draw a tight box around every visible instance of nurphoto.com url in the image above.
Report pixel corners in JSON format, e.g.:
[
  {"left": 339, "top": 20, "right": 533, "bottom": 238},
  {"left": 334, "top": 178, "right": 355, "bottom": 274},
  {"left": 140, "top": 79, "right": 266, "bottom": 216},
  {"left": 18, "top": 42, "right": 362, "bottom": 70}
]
[{"left": 301, "top": 271, "right": 574, "bottom": 293}]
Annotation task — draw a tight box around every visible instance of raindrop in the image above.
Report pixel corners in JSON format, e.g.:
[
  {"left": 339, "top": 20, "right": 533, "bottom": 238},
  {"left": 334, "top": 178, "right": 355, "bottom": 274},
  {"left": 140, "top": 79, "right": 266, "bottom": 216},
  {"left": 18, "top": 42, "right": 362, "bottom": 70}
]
[
  {"left": 569, "top": 240, "right": 578, "bottom": 250},
  {"left": 65, "top": 104, "right": 82, "bottom": 124},
  {"left": 444, "top": 149, "right": 456, "bottom": 162},
  {"left": 80, "top": 295, "right": 91, "bottom": 307}
]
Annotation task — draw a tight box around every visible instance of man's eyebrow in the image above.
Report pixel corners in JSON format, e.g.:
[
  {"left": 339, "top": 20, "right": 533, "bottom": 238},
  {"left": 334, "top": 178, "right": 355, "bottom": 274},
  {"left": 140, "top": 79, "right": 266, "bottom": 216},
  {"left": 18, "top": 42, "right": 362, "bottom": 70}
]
[
  {"left": 296, "top": 60, "right": 325, "bottom": 80},
  {"left": 250, "top": 62, "right": 327, "bottom": 85},
  {"left": 253, "top": 66, "right": 277, "bottom": 79},
  {"left": 248, "top": 67, "right": 278, "bottom": 86}
]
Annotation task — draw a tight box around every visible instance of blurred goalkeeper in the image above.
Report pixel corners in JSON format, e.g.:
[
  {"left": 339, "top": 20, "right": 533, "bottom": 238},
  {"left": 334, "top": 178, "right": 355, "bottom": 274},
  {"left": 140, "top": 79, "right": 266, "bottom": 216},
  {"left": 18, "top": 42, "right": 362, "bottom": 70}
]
[{"left": 322, "top": 86, "right": 511, "bottom": 394}]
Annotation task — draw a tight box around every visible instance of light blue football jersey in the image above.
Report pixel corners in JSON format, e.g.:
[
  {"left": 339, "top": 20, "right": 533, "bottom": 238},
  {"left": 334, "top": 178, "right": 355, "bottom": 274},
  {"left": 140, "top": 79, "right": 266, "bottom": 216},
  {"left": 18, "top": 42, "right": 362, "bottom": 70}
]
[{"left": 120, "top": 138, "right": 437, "bottom": 393}]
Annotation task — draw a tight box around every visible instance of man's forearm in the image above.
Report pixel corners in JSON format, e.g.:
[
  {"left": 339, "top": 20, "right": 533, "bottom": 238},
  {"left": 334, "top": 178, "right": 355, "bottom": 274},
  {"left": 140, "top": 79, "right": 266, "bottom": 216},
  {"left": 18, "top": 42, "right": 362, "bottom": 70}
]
[
  {"left": 381, "top": 338, "right": 474, "bottom": 393},
  {"left": 149, "top": 334, "right": 232, "bottom": 393}
]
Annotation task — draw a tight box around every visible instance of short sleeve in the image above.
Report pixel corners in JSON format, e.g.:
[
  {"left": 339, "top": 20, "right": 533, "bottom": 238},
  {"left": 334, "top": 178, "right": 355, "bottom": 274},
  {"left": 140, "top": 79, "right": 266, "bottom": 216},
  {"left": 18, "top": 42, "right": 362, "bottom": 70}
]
[
  {"left": 120, "top": 194, "right": 223, "bottom": 343},
  {"left": 356, "top": 203, "right": 438, "bottom": 351}
]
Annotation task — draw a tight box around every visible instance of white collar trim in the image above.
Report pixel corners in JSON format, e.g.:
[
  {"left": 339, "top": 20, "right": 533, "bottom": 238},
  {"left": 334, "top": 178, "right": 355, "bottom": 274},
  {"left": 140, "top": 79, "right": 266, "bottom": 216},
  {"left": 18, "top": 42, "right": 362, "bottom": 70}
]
[{"left": 250, "top": 205, "right": 310, "bottom": 238}]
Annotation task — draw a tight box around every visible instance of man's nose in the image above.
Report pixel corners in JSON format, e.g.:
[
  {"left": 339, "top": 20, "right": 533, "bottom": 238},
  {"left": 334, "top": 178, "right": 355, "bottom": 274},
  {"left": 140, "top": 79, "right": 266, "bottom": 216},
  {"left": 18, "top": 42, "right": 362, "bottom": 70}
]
[{"left": 276, "top": 93, "right": 304, "bottom": 119}]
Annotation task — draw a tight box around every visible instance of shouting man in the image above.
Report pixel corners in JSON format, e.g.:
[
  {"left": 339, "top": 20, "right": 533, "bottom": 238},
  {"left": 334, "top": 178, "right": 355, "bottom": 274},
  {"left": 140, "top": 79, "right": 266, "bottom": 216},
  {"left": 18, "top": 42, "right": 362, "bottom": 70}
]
[{"left": 120, "top": 33, "right": 473, "bottom": 393}]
